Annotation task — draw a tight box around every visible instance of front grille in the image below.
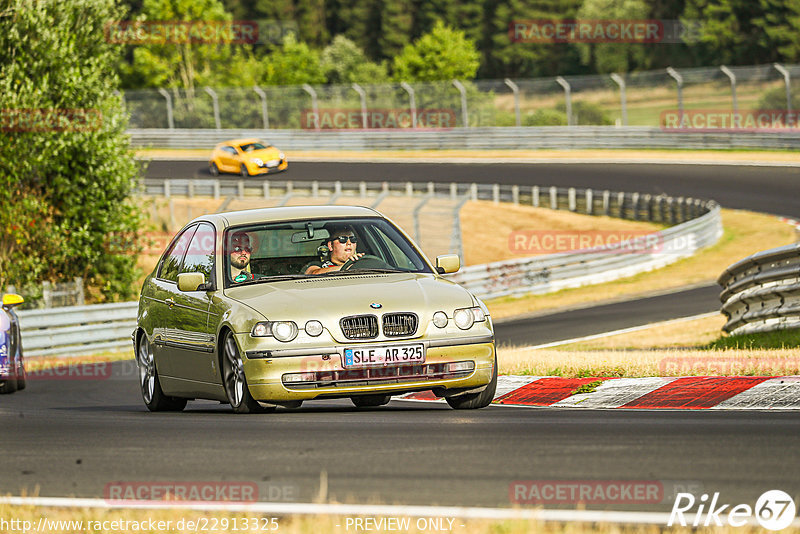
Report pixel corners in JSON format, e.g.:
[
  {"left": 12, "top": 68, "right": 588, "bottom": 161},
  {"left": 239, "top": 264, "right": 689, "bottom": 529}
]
[
  {"left": 340, "top": 315, "right": 378, "bottom": 339},
  {"left": 382, "top": 313, "right": 418, "bottom": 337}
]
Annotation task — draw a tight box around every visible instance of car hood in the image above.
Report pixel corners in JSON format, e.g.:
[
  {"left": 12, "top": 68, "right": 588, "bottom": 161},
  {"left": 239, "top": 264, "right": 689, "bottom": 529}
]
[
  {"left": 224, "top": 272, "right": 474, "bottom": 328},
  {"left": 242, "top": 147, "right": 281, "bottom": 160}
]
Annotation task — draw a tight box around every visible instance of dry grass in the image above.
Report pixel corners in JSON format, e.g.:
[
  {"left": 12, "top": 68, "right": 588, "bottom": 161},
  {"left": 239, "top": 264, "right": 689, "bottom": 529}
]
[
  {"left": 460, "top": 201, "right": 663, "bottom": 266},
  {"left": 556, "top": 315, "right": 727, "bottom": 351},
  {"left": 485, "top": 209, "right": 797, "bottom": 320},
  {"left": 0, "top": 504, "right": 790, "bottom": 534},
  {"left": 24, "top": 350, "right": 134, "bottom": 373},
  {"left": 498, "top": 346, "right": 800, "bottom": 378}
]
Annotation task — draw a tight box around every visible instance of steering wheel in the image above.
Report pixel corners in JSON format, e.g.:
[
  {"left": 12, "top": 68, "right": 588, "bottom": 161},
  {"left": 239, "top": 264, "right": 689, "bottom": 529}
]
[{"left": 341, "top": 255, "right": 394, "bottom": 271}]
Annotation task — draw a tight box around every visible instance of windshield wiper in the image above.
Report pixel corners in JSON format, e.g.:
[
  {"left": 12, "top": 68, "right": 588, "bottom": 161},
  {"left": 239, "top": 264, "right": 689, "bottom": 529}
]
[
  {"left": 228, "top": 274, "right": 310, "bottom": 286},
  {"left": 324, "top": 268, "right": 401, "bottom": 276}
]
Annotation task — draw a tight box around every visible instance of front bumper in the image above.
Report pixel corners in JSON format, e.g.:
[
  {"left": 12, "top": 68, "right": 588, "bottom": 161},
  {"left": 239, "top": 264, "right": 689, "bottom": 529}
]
[
  {"left": 241, "top": 335, "right": 495, "bottom": 402},
  {"left": 247, "top": 160, "right": 288, "bottom": 175}
]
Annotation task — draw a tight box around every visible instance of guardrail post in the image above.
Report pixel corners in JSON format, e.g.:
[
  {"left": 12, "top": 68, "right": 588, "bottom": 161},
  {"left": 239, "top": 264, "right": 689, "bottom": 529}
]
[
  {"left": 550, "top": 186, "right": 558, "bottom": 209},
  {"left": 492, "top": 184, "right": 500, "bottom": 203},
  {"left": 188, "top": 180, "right": 195, "bottom": 198},
  {"left": 631, "top": 192, "right": 639, "bottom": 221},
  {"left": 568, "top": 187, "right": 576, "bottom": 211},
  {"left": 450, "top": 182, "right": 457, "bottom": 200},
  {"left": 428, "top": 182, "right": 435, "bottom": 196},
  {"left": 644, "top": 194, "right": 653, "bottom": 221},
  {"left": 586, "top": 189, "right": 593, "bottom": 215},
  {"left": 157, "top": 88, "right": 174, "bottom": 129},
  {"left": 720, "top": 66, "right": 738, "bottom": 115},
  {"left": 286, "top": 181, "right": 293, "bottom": 195},
  {"left": 452, "top": 80, "right": 469, "bottom": 127},
  {"left": 352, "top": 83, "right": 368, "bottom": 129},
  {"left": 470, "top": 183, "right": 477, "bottom": 200},
  {"left": 335, "top": 181, "right": 342, "bottom": 196},
  {"left": 504, "top": 79, "right": 521, "bottom": 127},
  {"left": 164, "top": 179, "right": 171, "bottom": 199},
  {"left": 532, "top": 186, "right": 540, "bottom": 207},
  {"left": 302, "top": 84, "right": 319, "bottom": 130},
  {"left": 406, "top": 182, "right": 414, "bottom": 197},
  {"left": 312, "top": 181, "right": 319, "bottom": 198},
  {"left": 413, "top": 192, "right": 433, "bottom": 244},
  {"left": 666, "top": 67, "right": 684, "bottom": 124},
  {"left": 204, "top": 87, "right": 221, "bottom": 130},
  {"left": 610, "top": 73, "right": 627, "bottom": 126},
  {"left": 359, "top": 182, "right": 367, "bottom": 198},
  {"left": 774, "top": 63, "right": 792, "bottom": 112},
  {"left": 237, "top": 180, "right": 244, "bottom": 199},
  {"left": 617, "top": 192, "right": 626, "bottom": 218},
  {"left": 667, "top": 197, "right": 676, "bottom": 224},
  {"left": 400, "top": 82, "right": 417, "bottom": 128},
  {"left": 603, "top": 190, "right": 610, "bottom": 215},
  {"left": 213, "top": 180, "right": 220, "bottom": 199},
  {"left": 555, "top": 77, "right": 573, "bottom": 126},
  {"left": 253, "top": 86, "right": 269, "bottom": 129},
  {"left": 512, "top": 185, "right": 519, "bottom": 205},
  {"left": 42, "top": 281, "right": 52, "bottom": 308},
  {"left": 263, "top": 181, "right": 270, "bottom": 199},
  {"left": 74, "top": 277, "right": 84, "bottom": 306}
]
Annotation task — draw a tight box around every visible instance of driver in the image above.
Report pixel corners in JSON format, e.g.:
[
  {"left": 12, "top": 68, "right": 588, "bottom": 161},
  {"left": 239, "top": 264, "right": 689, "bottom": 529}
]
[
  {"left": 229, "top": 231, "right": 256, "bottom": 283},
  {"left": 304, "top": 226, "right": 364, "bottom": 274}
]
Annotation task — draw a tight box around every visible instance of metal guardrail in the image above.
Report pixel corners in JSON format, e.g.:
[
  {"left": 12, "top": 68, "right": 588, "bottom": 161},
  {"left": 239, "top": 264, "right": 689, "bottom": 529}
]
[
  {"left": 17, "top": 302, "right": 138, "bottom": 357},
  {"left": 718, "top": 243, "right": 800, "bottom": 335},
  {"left": 127, "top": 127, "right": 800, "bottom": 151},
  {"left": 17, "top": 181, "right": 722, "bottom": 357}
]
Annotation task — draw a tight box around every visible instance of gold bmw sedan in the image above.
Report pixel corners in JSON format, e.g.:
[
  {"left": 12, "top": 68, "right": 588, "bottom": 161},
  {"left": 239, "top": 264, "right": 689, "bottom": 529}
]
[{"left": 134, "top": 205, "right": 496, "bottom": 413}]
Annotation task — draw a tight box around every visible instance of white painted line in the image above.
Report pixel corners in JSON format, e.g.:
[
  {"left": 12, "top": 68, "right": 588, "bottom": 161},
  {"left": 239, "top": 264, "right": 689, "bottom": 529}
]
[
  {"left": 552, "top": 377, "right": 678, "bottom": 409},
  {"left": 510, "top": 312, "right": 720, "bottom": 350},
  {"left": 3, "top": 496, "right": 795, "bottom": 527},
  {"left": 494, "top": 375, "right": 545, "bottom": 398},
  {"left": 712, "top": 376, "right": 800, "bottom": 410}
]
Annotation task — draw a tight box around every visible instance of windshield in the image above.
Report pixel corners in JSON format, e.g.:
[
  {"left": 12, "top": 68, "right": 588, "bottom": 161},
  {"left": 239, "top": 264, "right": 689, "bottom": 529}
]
[
  {"left": 239, "top": 142, "right": 268, "bottom": 152},
  {"left": 223, "top": 217, "right": 433, "bottom": 287}
]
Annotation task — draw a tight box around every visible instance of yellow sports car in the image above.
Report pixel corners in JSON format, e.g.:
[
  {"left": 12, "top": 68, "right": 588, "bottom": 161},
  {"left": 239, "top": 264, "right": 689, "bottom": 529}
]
[
  {"left": 134, "top": 205, "right": 496, "bottom": 413},
  {"left": 209, "top": 138, "right": 288, "bottom": 177}
]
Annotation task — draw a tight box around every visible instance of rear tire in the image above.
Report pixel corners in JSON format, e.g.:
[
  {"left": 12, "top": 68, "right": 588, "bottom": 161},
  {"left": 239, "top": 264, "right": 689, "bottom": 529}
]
[
  {"left": 137, "top": 334, "right": 186, "bottom": 412},
  {"left": 222, "top": 331, "right": 273, "bottom": 414},
  {"left": 351, "top": 394, "right": 391, "bottom": 408},
  {"left": 446, "top": 356, "right": 497, "bottom": 410}
]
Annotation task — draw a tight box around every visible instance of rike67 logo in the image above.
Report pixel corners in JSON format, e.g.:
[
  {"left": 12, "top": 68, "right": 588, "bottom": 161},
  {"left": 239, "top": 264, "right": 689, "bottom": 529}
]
[{"left": 669, "top": 490, "right": 797, "bottom": 530}]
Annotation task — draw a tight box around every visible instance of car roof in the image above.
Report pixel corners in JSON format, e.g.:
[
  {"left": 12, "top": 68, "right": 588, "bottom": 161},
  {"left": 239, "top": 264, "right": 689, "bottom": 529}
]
[
  {"left": 195, "top": 205, "right": 381, "bottom": 228},
  {"left": 216, "top": 138, "right": 264, "bottom": 148}
]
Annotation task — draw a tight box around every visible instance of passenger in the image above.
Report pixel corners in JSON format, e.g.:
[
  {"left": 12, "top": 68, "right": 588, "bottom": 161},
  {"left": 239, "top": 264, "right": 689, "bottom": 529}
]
[{"left": 304, "top": 226, "right": 364, "bottom": 274}]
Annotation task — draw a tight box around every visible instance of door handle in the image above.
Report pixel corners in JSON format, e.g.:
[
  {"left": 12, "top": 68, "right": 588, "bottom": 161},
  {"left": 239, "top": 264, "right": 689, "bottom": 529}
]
[{"left": 165, "top": 298, "right": 175, "bottom": 307}]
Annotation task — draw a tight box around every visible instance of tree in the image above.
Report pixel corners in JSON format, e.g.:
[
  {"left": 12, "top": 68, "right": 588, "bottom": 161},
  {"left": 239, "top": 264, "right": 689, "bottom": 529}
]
[
  {"left": 576, "top": 0, "right": 650, "bottom": 73},
  {"left": 260, "top": 33, "right": 325, "bottom": 85},
  {"left": 392, "top": 21, "right": 480, "bottom": 81},
  {"left": 0, "top": 0, "right": 142, "bottom": 302},
  {"left": 321, "top": 35, "right": 389, "bottom": 84}
]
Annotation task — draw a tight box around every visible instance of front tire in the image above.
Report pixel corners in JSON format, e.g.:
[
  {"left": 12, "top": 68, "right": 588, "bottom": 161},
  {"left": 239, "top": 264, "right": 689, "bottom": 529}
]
[
  {"left": 209, "top": 162, "right": 219, "bottom": 176},
  {"left": 137, "top": 334, "right": 186, "bottom": 412},
  {"left": 446, "top": 356, "right": 497, "bottom": 410},
  {"left": 351, "top": 394, "right": 391, "bottom": 408},
  {"left": 222, "top": 331, "right": 272, "bottom": 414},
  {"left": 240, "top": 164, "right": 250, "bottom": 177},
  {"left": 15, "top": 357, "right": 25, "bottom": 390}
]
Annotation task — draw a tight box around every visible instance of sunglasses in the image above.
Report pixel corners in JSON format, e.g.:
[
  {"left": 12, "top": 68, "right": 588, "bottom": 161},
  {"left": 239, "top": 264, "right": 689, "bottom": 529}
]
[
  {"left": 333, "top": 235, "right": 358, "bottom": 244},
  {"left": 232, "top": 245, "right": 251, "bottom": 253}
]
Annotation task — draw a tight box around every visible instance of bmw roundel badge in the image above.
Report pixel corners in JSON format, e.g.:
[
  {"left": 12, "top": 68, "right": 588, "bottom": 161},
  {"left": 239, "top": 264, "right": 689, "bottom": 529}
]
[{"left": 370, "top": 303, "right": 382, "bottom": 309}]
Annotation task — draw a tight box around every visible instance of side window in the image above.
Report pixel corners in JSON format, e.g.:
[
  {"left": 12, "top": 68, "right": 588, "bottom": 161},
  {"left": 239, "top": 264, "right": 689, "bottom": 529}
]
[
  {"left": 224, "top": 146, "right": 237, "bottom": 155},
  {"left": 370, "top": 227, "right": 416, "bottom": 270},
  {"left": 158, "top": 226, "right": 197, "bottom": 282},
  {"left": 181, "top": 223, "right": 215, "bottom": 282}
]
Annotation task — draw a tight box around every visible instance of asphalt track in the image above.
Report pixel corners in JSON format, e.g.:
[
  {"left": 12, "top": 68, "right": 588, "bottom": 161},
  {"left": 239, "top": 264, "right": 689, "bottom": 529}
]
[{"left": 2, "top": 367, "right": 800, "bottom": 511}]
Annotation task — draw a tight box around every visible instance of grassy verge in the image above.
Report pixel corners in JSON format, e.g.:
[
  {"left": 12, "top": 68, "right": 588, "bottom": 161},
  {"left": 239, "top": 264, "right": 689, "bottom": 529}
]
[
  {"left": 486, "top": 209, "right": 797, "bottom": 320},
  {"left": 708, "top": 328, "right": 800, "bottom": 350}
]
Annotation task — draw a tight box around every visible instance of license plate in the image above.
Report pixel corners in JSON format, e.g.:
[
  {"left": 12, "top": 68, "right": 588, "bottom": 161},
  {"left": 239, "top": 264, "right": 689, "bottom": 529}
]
[{"left": 343, "top": 344, "right": 425, "bottom": 368}]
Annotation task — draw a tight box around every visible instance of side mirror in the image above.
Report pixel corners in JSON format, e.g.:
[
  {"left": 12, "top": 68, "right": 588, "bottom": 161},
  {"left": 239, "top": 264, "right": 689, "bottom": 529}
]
[
  {"left": 177, "top": 272, "right": 206, "bottom": 292},
  {"left": 435, "top": 254, "right": 460, "bottom": 274},
  {"left": 2, "top": 293, "right": 24, "bottom": 308}
]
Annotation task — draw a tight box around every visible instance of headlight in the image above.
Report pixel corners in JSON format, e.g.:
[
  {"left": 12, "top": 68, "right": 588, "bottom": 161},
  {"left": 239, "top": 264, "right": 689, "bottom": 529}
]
[
  {"left": 432, "top": 311, "right": 448, "bottom": 328},
  {"left": 251, "top": 321, "right": 298, "bottom": 342},
  {"left": 453, "top": 307, "right": 486, "bottom": 330},
  {"left": 279, "top": 152, "right": 285, "bottom": 160},
  {"left": 252, "top": 158, "right": 263, "bottom": 166},
  {"left": 305, "top": 320, "right": 323, "bottom": 336}
]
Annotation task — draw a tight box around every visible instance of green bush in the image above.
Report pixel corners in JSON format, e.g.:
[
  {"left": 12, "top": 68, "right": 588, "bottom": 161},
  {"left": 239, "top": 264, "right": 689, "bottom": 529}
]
[{"left": 523, "top": 109, "right": 568, "bottom": 126}]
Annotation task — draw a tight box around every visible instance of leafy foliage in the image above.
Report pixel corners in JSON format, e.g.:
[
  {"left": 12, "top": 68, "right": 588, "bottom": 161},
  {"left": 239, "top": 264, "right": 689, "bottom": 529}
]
[
  {"left": 392, "top": 21, "right": 480, "bottom": 82},
  {"left": 261, "top": 33, "right": 325, "bottom": 85},
  {"left": 0, "top": 0, "right": 142, "bottom": 302}
]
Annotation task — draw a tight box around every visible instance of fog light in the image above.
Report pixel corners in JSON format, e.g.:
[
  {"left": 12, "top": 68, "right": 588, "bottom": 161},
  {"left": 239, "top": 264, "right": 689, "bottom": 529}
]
[
  {"left": 305, "top": 320, "right": 323, "bottom": 337},
  {"left": 432, "top": 311, "right": 448, "bottom": 328},
  {"left": 283, "top": 372, "right": 315, "bottom": 383},
  {"left": 448, "top": 361, "right": 475, "bottom": 373}
]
